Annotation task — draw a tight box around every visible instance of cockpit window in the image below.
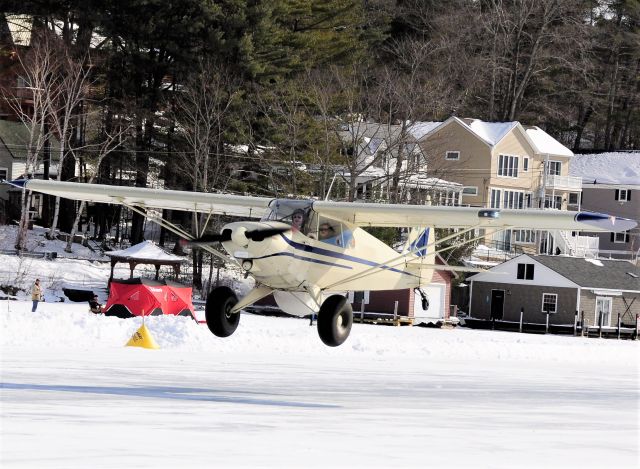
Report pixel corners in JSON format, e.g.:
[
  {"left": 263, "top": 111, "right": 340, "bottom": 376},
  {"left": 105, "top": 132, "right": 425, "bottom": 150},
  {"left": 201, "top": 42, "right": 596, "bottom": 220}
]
[{"left": 262, "top": 199, "right": 314, "bottom": 234}]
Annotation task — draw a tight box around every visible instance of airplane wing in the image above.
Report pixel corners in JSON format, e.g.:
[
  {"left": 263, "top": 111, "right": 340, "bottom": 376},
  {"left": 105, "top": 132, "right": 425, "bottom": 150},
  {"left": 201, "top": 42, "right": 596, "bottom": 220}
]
[
  {"left": 12, "top": 179, "right": 272, "bottom": 219},
  {"left": 312, "top": 200, "right": 637, "bottom": 232}
]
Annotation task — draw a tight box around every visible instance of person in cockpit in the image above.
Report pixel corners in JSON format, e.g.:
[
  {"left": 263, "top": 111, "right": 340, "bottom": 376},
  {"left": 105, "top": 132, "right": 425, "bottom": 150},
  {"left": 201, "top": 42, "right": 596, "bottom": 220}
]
[{"left": 291, "top": 209, "right": 305, "bottom": 231}]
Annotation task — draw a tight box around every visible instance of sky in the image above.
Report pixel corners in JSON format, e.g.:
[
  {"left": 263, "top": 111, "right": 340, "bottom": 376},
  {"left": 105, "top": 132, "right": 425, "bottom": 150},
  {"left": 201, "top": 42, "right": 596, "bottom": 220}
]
[{"left": 1, "top": 250, "right": 639, "bottom": 468}]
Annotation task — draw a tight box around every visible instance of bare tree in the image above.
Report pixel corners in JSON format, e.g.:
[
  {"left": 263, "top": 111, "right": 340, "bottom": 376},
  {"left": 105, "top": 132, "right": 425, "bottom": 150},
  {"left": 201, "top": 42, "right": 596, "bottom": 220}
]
[
  {"left": 171, "top": 59, "right": 240, "bottom": 287},
  {"left": 46, "top": 47, "right": 94, "bottom": 239},
  {"left": 1, "top": 32, "right": 58, "bottom": 250},
  {"left": 64, "top": 114, "right": 131, "bottom": 253}
]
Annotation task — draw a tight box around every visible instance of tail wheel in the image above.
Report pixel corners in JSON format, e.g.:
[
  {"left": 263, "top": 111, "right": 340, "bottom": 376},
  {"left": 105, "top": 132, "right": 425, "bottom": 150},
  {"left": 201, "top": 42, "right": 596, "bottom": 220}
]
[
  {"left": 205, "top": 286, "right": 240, "bottom": 338},
  {"left": 317, "top": 295, "right": 353, "bottom": 347}
]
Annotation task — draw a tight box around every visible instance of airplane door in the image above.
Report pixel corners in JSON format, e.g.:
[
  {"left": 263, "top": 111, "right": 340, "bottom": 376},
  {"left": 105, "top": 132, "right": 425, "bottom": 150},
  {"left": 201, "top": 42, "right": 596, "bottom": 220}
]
[{"left": 490, "top": 289, "right": 505, "bottom": 320}]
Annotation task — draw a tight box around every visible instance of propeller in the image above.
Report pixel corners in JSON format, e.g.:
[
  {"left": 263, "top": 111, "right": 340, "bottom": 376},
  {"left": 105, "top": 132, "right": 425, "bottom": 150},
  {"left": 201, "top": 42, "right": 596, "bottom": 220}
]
[
  {"left": 183, "top": 226, "right": 290, "bottom": 246},
  {"left": 182, "top": 229, "right": 232, "bottom": 247},
  {"left": 244, "top": 227, "right": 290, "bottom": 241}
]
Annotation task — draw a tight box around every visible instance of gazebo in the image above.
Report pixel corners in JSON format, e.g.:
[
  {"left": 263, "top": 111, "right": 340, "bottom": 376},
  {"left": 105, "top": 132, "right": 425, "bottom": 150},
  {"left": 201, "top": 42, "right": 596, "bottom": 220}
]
[{"left": 106, "top": 240, "right": 187, "bottom": 283}]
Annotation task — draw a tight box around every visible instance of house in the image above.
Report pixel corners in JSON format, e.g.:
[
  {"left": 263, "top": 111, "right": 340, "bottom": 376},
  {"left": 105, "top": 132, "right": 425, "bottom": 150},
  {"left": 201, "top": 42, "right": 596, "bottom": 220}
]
[
  {"left": 569, "top": 152, "right": 639, "bottom": 260},
  {"left": 335, "top": 122, "right": 463, "bottom": 204},
  {"left": 468, "top": 254, "right": 640, "bottom": 328},
  {"left": 415, "top": 117, "right": 585, "bottom": 254}
]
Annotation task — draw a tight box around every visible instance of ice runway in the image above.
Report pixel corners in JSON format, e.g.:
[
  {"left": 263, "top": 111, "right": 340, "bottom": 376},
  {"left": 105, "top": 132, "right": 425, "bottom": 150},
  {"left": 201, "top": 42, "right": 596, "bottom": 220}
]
[{"left": 1, "top": 301, "right": 638, "bottom": 468}]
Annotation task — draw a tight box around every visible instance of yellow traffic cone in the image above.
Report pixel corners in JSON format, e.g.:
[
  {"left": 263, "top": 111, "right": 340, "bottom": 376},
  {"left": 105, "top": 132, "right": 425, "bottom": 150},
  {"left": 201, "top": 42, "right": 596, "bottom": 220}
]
[{"left": 125, "top": 323, "right": 160, "bottom": 349}]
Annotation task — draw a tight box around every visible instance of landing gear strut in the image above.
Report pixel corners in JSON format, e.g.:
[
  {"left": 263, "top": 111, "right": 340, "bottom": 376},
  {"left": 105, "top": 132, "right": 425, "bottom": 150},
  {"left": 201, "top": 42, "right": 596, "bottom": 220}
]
[
  {"left": 317, "top": 295, "right": 353, "bottom": 347},
  {"left": 205, "top": 286, "right": 240, "bottom": 337}
]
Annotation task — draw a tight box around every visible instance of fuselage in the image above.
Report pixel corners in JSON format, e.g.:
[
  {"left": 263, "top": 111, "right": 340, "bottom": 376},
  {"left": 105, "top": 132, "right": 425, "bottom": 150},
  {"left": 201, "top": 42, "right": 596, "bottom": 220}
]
[{"left": 221, "top": 220, "right": 434, "bottom": 292}]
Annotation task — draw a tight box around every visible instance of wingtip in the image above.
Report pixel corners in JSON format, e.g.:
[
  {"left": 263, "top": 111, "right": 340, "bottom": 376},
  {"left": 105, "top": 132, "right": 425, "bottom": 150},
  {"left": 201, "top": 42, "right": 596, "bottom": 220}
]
[
  {"left": 3, "top": 179, "right": 28, "bottom": 188},
  {"left": 576, "top": 212, "right": 637, "bottom": 232}
]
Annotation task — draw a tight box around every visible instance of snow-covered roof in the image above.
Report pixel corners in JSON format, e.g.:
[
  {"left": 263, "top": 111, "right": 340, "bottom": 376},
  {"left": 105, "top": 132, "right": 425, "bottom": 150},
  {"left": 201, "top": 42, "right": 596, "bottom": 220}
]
[
  {"left": 408, "top": 122, "right": 442, "bottom": 140},
  {"left": 465, "top": 119, "right": 518, "bottom": 146},
  {"left": 525, "top": 127, "right": 573, "bottom": 157},
  {"left": 569, "top": 152, "right": 640, "bottom": 186},
  {"left": 106, "top": 240, "right": 186, "bottom": 263}
]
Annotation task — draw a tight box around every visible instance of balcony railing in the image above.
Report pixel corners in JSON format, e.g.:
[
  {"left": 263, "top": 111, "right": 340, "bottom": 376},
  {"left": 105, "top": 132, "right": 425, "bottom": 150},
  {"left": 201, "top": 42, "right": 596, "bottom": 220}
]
[{"left": 545, "top": 175, "right": 582, "bottom": 191}]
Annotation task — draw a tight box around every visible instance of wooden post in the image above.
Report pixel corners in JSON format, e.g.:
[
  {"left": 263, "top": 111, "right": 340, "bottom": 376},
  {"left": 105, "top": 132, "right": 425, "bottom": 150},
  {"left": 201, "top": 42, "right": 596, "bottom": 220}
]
[
  {"left": 545, "top": 313, "right": 549, "bottom": 334},
  {"left": 573, "top": 310, "right": 578, "bottom": 336},
  {"left": 580, "top": 310, "right": 585, "bottom": 337},
  {"left": 519, "top": 308, "right": 524, "bottom": 333},
  {"left": 360, "top": 301, "right": 365, "bottom": 323},
  {"left": 393, "top": 301, "right": 398, "bottom": 324},
  {"left": 617, "top": 313, "right": 621, "bottom": 340},
  {"left": 598, "top": 310, "right": 602, "bottom": 338}
]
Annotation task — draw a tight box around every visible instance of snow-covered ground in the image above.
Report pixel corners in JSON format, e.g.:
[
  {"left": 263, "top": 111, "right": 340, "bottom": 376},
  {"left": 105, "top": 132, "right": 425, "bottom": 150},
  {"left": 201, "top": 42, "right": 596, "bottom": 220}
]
[
  {"left": 2, "top": 304, "right": 639, "bottom": 467},
  {"left": 1, "top": 231, "right": 639, "bottom": 468}
]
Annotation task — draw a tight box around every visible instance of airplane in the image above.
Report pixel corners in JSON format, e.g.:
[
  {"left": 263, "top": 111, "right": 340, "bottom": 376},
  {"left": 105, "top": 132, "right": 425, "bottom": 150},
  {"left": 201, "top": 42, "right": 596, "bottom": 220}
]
[{"left": 8, "top": 178, "right": 637, "bottom": 346}]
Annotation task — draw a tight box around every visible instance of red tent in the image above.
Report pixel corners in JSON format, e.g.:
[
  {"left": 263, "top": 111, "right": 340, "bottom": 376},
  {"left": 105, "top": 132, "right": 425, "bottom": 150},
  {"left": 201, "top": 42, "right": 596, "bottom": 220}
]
[{"left": 104, "top": 278, "right": 194, "bottom": 319}]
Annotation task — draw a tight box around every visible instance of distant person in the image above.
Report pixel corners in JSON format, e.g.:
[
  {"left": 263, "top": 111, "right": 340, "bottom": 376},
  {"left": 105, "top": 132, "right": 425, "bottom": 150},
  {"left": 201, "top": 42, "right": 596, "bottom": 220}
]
[
  {"left": 31, "top": 279, "right": 43, "bottom": 312},
  {"left": 89, "top": 295, "right": 103, "bottom": 314},
  {"left": 291, "top": 209, "right": 305, "bottom": 231}
]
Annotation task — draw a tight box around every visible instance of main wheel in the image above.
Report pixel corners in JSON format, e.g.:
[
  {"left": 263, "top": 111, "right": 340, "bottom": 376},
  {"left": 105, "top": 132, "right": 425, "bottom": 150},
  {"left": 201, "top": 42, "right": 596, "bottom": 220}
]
[
  {"left": 317, "top": 295, "right": 353, "bottom": 347},
  {"left": 205, "top": 286, "right": 240, "bottom": 338}
]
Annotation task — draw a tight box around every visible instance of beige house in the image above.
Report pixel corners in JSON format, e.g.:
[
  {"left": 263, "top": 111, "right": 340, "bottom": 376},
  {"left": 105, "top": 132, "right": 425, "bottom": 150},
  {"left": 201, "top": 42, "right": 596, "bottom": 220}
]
[{"left": 416, "top": 117, "right": 583, "bottom": 253}]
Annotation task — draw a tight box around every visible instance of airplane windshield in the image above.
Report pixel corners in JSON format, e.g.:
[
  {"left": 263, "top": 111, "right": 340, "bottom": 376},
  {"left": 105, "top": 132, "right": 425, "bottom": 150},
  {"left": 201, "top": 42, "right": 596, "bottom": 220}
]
[{"left": 262, "top": 199, "right": 314, "bottom": 234}]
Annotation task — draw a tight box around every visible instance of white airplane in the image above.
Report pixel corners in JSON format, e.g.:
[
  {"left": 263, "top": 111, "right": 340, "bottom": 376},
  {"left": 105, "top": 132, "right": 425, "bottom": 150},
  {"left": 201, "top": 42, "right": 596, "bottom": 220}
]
[{"left": 11, "top": 179, "right": 637, "bottom": 346}]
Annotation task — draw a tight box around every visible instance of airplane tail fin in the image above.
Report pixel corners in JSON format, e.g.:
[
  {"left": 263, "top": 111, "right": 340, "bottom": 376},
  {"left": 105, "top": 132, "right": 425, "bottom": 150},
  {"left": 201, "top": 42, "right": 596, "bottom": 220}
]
[{"left": 404, "top": 227, "right": 436, "bottom": 283}]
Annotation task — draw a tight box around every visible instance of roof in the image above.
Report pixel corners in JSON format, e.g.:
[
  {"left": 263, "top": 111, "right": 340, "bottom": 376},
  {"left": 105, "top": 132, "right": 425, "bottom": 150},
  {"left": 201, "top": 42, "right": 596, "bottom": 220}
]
[
  {"left": 464, "top": 119, "right": 518, "bottom": 146},
  {"left": 106, "top": 240, "right": 186, "bottom": 264},
  {"left": 569, "top": 152, "right": 640, "bottom": 186},
  {"left": 524, "top": 127, "right": 574, "bottom": 157},
  {"left": 0, "top": 119, "right": 61, "bottom": 160},
  {"left": 532, "top": 255, "right": 640, "bottom": 291}
]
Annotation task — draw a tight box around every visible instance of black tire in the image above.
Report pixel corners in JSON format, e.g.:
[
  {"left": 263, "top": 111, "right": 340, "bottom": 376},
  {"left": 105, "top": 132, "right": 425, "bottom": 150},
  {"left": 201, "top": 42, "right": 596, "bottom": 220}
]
[
  {"left": 317, "top": 295, "right": 353, "bottom": 347},
  {"left": 205, "top": 286, "right": 240, "bottom": 338}
]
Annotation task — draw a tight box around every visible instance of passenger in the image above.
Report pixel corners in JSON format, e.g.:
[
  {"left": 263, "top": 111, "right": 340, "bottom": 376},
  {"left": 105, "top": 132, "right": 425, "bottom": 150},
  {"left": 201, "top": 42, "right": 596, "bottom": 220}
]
[
  {"left": 319, "top": 223, "right": 341, "bottom": 246},
  {"left": 291, "top": 209, "right": 305, "bottom": 231},
  {"left": 89, "top": 295, "right": 103, "bottom": 314}
]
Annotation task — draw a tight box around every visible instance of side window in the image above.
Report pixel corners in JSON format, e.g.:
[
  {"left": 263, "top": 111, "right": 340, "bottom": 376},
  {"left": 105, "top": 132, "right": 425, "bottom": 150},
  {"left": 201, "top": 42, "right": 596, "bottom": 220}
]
[{"left": 316, "top": 217, "right": 352, "bottom": 248}]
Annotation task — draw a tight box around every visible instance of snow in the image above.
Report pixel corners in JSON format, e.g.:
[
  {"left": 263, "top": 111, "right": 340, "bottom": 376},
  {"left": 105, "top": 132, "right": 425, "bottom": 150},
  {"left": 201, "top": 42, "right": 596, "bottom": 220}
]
[
  {"left": 1, "top": 236, "right": 639, "bottom": 468},
  {"left": 107, "top": 240, "right": 186, "bottom": 262},
  {"left": 466, "top": 119, "right": 517, "bottom": 146},
  {"left": 525, "top": 127, "right": 574, "bottom": 157},
  {"left": 569, "top": 152, "right": 640, "bottom": 186}
]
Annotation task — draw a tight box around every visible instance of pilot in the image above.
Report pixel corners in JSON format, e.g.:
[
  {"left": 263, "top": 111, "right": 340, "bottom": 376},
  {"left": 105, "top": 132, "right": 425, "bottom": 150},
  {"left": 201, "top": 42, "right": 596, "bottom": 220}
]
[
  {"left": 291, "top": 209, "right": 305, "bottom": 231},
  {"left": 318, "top": 223, "right": 336, "bottom": 243}
]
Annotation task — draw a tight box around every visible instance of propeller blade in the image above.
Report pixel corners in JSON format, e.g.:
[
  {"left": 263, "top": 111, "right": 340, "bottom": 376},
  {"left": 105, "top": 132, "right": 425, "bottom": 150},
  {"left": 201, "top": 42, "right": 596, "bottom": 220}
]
[
  {"left": 183, "top": 229, "right": 232, "bottom": 246},
  {"left": 245, "top": 227, "right": 290, "bottom": 242}
]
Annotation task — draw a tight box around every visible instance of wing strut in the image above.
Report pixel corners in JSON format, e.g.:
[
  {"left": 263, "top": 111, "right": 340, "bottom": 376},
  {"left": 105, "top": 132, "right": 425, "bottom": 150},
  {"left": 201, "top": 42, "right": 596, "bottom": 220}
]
[
  {"left": 325, "top": 224, "right": 511, "bottom": 289},
  {"left": 121, "top": 201, "right": 234, "bottom": 264}
]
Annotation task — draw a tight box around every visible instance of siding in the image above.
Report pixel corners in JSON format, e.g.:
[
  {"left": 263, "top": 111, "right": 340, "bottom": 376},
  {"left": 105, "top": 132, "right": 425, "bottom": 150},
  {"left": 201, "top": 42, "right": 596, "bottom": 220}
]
[
  {"left": 471, "top": 281, "right": 578, "bottom": 324},
  {"left": 578, "top": 290, "right": 640, "bottom": 327}
]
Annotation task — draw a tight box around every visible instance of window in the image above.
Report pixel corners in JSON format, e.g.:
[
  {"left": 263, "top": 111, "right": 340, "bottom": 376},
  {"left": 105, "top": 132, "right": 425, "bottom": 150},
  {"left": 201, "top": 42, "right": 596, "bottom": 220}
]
[
  {"left": 568, "top": 193, "right": 579, "bottom": 205},
  {"left": 490, "top": 189, "right": 501, "bottom": 209},
  {"left": 503, "top": 190, "right": 525, "bottom": 209},
  {"left": 517, "top": 263, "right": 535, "bottom": 280},
  {"left": 462, "top": 186, "right": 478, "bottom": 196},
  {"left": 545, "top": 195, "right": 562, "bottom": 209},
  {"left": 0, "top": 167, "right": 7, "bottom": 181},
  {"left": 445, "top": 151, "right": 460, "bottom": 160},
  {"left": 542, "top": 293, "right": 557, "bottom": 313},
  {"left": 523, "top": 157, "right": 529, "bottom": 172},
  {"left": 546, "top": 161, "right": 561, "bottom": 176},
  {"left": 615, "top": 189, "right": 631, "bottom": 201},
  {"left": 498, "top": 154, "right": 519, "bottom": 177},
  {"left": 512, "top": 230, "right": 536, "bottom": 244},
  {"left": 611, "top": 231, "right": 630, "bottom": 244}
]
